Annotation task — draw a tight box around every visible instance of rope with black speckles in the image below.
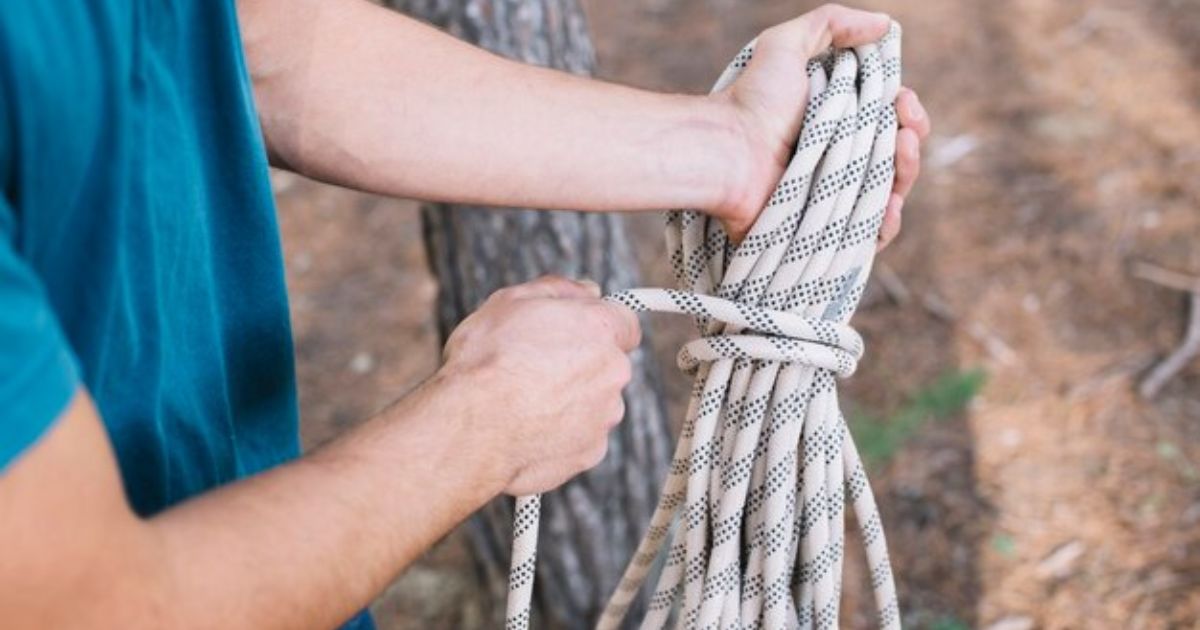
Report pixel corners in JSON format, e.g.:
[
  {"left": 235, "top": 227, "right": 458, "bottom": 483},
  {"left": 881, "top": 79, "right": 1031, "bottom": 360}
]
[{"left": 506, "top": 22, "right": 903, "bottom": 630}]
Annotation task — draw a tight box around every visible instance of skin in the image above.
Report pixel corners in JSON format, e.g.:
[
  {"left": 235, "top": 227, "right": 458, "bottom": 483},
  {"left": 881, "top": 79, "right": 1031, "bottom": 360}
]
[{"left": 0, "top": 2, "right": 930, "bottom": 629}]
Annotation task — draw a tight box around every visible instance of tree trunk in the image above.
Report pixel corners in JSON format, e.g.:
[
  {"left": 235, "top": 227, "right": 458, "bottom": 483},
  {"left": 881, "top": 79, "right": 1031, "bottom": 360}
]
[{"left": 383, "top": 1, "right": 673, "bottom": 627}]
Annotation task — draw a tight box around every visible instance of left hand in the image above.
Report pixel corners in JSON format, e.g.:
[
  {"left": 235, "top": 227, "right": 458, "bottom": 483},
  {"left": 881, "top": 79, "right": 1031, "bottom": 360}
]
[{"left": 709, "top": 4, "right": 931, "bottom": 250}]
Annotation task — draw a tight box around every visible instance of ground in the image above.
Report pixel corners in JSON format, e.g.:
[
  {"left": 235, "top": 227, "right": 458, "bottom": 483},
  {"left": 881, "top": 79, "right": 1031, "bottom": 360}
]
[{"left": 273, "top": 0, "right": 1200, "bottom": 627}]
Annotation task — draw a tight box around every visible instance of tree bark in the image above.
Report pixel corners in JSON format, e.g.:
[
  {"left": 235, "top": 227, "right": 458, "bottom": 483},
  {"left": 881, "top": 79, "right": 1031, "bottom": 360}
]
[{"left": 383, "top": 1, "right": 672, "bottom": 627}]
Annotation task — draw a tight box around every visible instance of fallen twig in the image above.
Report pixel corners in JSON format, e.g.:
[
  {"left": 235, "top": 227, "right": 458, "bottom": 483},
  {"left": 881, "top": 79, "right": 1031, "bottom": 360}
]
[
  {"left": 920, "top": 291, "right": 957, "bottom": 322},
  {"left": 874, "top": 262, "right": 912, "bottom": 305},
  {"left": 1067, "top": 352, "right": 1157, "bottom": 401},
  {"left": 1132, "top": 260, "right": 1200, "bottom": 293},
  {"left": 1131, "top": 261, "right": 1200, "bottom": 398},
  {"left": 1140, "top": 292, "right": 1200, "bottom": 398},
  {"left": 966, "top": 321, "right": 1019, "bottom": 367}
]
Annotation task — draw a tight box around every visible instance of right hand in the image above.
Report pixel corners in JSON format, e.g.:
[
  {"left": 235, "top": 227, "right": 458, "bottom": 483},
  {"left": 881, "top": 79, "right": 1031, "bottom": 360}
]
[{"left": 439, "top": 275, "right": 641, "bottom": 496}]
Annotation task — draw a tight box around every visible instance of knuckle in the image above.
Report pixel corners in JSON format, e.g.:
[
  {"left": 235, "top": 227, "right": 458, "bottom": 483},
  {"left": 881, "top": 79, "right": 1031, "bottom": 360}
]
[
  {"left": 586, "top": 442, "right": 609, "bottom": 469},
  {"left": 624, "top": 310, "right": 643, "bottom": 347},
  {"left": 535, "top": 273, "right": 566, "bottom": 285},
  {"left": 541, "top": 274, "right": 591, "bottom": 297},
  {"left": 589, "top": 302, "right": 613, "bottom": 323},
  {"left": 903, "top": 135, "right": 921, "bottom": 162},
  {"left": 907, "top": 156, "right": 921, "bottom": 180},
  {"left": 444, "top": 329, "right": 465, "bottom": 352},
  {"left": 440, "top": 339, "right": 458, "bottom": 364},
  {"left": 813, "top": 4, "right": 843, "bottom": 25},
  {"left": 609, "top": 398, "right": 627, "bottom": 428},
  {"left": 605, "top": 312, "right": 630, "bottom": 345},
  {"left": 491, "top": 286, "right": 518, "bottom": 302},
  {"left": 614, "top": 355, "right": 633, "bottom": 387},
  {"left": 604, "top": 303, "right": 641, "bottom": 349},
  {"left": 896, "top": 149, "right": 916, "bottom": 176},
  {"left": 446, "top": 319, "right": 477, "bottom": 348},
  {"left": 581, "top": 307, "right": 610, "bottom": 338}
]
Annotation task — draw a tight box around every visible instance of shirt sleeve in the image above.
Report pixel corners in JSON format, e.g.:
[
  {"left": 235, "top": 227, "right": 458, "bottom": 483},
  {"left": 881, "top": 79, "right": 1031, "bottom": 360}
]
[{"left": 0, "top": 194, "right": 81, "bottom": 473}]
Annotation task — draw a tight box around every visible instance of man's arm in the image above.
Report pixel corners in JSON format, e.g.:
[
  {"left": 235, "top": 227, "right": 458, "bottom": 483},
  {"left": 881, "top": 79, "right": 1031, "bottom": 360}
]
[
  {"left": 0, "top": 277, "right": 638, "bottom": 630},
  {"left": 238, "top": 0, "right": 929, "bottom": 241},
  {"left": 240, "top": 0, "right": 738, "bottom": 214}
]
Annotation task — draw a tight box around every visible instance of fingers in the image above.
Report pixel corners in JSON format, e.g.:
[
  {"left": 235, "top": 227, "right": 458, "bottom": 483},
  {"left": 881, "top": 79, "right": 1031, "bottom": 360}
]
[
  {"left": 896, "top": 87, "right": 930, "bottom": 140},
  {"left": 596, "top": 301, "right": 642, "bottom": 352},
  {"left": 514, "top": 276, "right": 640, "bottom": 351},
  {"left": 490, "top": 276, "right": 639, "bottom": 351},
  {"left": 766, "top": 5, "right": 890, "bottom": 58},
  {"left": 877, "top": 193, "right": 903, "bottom": 252},
  {"left": 893, "top": 127, "right": 921, "bottom": 199},
  {"left": 880, "top": 87, "right": 927, "bottom": 252},
  {"left": 894, "top": 87, "right": 927, "bottom": 200},
  {"left": 721, "top": 216, "right": 752, "bottom": 245},
  {"left": 499, "top": 274, "right": 602, "bottom": 300},
  {"left": 525, "top": 274, "right": 602, "bottom": 299},
  {"left": 605, "top": 386, "right": 628, "bottom": 428}
]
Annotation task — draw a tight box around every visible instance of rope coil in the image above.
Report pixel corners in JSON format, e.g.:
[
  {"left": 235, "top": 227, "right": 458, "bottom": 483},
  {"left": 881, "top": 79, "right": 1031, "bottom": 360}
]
[{"left": 507, "top": 22, "right": 903, "bottom": 629}]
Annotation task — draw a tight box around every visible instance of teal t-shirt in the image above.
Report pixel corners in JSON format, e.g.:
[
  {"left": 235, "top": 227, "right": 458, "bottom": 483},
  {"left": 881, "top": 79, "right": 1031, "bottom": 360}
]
[{"left": 1, "top": 2, "right": 370, "bottom": 627}]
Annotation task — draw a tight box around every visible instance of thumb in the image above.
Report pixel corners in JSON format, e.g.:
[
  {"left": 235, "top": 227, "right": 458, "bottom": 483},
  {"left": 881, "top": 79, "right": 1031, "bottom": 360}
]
[{"left": 763, "top": 5, "right": 890, "bottom": 59}]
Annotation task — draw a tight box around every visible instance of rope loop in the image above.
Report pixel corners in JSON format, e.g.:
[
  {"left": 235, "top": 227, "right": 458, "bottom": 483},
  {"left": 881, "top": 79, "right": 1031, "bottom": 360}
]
[{"left": 609, "top": 288, "right": 862, "bottom": 377}]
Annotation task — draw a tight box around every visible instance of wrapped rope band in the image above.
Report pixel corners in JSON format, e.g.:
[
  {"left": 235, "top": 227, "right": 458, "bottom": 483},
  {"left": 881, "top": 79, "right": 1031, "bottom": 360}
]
[{"left": 508, "top": 23, "right": 903, "bottom": 629}]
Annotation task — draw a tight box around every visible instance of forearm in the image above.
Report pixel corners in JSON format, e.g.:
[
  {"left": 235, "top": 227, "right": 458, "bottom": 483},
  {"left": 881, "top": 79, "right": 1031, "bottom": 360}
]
[
  {"left": 147, "top": 372, "right": 501, "bottom": 629},
  {"left": 18, "top": 376, "right": 501, "bottom": 630},
  {"left": 240, "top": 0, "right": 742, "bottom": 213}
]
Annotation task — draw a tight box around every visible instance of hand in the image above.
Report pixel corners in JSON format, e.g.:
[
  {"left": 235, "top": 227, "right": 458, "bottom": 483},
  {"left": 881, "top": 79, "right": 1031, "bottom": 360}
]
[
  {"left": 708, "top": 4, "right": 931, "bottom": 249},
  {"left": 439, "top": 275, "right": 640, "bottom": 496}
]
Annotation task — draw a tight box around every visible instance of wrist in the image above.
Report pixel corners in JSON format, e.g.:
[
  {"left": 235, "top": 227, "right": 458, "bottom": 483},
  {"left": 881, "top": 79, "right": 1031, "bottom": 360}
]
[
  {"left": 699, "top": 94, "right": 753, "bottom": 221},
  {"left": 655, "top": 94, "right": 744, "bottom": 218},
  {"left": 419, "top": 365, "right": 519, "bottom": 496},
  {"left": 358, "top": 366, "right": 515, "bottom": 508},
  {"left": 686, "top": 92, "right": 770, "bottom": 241}
]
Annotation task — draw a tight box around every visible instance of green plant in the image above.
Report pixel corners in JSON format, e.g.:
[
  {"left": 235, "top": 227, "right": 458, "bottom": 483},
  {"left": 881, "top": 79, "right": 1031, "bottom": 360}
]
[
  {"left": 990, "top": 532, "right": 1017, "bottom": 558},
  {"left": 849, "top": 368, "right": 986, "bottom": 469}
]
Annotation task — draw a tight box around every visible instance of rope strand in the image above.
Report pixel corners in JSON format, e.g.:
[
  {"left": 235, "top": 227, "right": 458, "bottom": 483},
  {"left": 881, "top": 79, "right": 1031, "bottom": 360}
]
[{"left": 506, "top": 23, "right": 903, "bottom": 629}]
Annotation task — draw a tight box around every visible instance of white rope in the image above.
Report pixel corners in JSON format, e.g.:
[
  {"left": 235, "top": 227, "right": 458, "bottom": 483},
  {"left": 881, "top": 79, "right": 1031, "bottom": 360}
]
[{"left": 506, "top": 23, "right": 903, "bottom": 629}]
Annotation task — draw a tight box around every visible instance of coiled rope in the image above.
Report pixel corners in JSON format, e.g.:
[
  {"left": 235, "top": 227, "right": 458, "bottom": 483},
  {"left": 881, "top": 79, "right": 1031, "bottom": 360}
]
[{"left": 506, "top": 23, "right": 903, "bottom": 629}]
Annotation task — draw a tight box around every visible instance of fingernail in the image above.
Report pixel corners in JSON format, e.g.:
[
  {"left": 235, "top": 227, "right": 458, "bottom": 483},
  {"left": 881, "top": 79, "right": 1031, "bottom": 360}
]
[
  {"left": 578, "top": 279, "right": 602, "bottom": 297},
  {"left": 903, "top": 93, "right": 924, "bottom": 122},
  {"left": 890, "top": 193, "right": 905, "bottom": 214}
]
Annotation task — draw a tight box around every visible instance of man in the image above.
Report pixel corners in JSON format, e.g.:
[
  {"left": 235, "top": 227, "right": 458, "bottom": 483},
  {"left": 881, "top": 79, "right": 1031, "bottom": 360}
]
[{"left": 0, "top": 1, "right": 929, "bottom": 628}]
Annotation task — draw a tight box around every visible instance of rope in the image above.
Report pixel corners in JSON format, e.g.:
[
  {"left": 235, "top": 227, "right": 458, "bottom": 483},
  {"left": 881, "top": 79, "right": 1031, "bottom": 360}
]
[{"left": 506, "top": 23, "right": 903, "bottom": 629}]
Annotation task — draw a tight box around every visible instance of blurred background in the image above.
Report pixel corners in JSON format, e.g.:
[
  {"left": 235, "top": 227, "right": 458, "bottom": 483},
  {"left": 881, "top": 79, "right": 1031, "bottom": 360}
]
[{"left": 272, "top": 0, "right": 1200, "bottom": 627}]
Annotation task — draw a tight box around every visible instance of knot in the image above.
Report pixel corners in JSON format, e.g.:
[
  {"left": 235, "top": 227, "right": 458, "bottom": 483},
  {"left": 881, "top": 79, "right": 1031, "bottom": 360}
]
[{"left": 607, "top": 288, "right": 863, "bottom": 377}]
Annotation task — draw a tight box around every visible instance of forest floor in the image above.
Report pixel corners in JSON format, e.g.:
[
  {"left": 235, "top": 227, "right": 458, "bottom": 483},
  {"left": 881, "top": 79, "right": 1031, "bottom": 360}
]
[{"left": 274, "top": 0, "right": 1200, "bottom": 627}]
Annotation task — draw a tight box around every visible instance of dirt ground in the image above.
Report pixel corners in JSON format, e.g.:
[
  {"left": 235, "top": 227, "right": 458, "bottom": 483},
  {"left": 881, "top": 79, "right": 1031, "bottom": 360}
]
[{"left": 274, "top": 0, "right": 1200, "bottom": 627}]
